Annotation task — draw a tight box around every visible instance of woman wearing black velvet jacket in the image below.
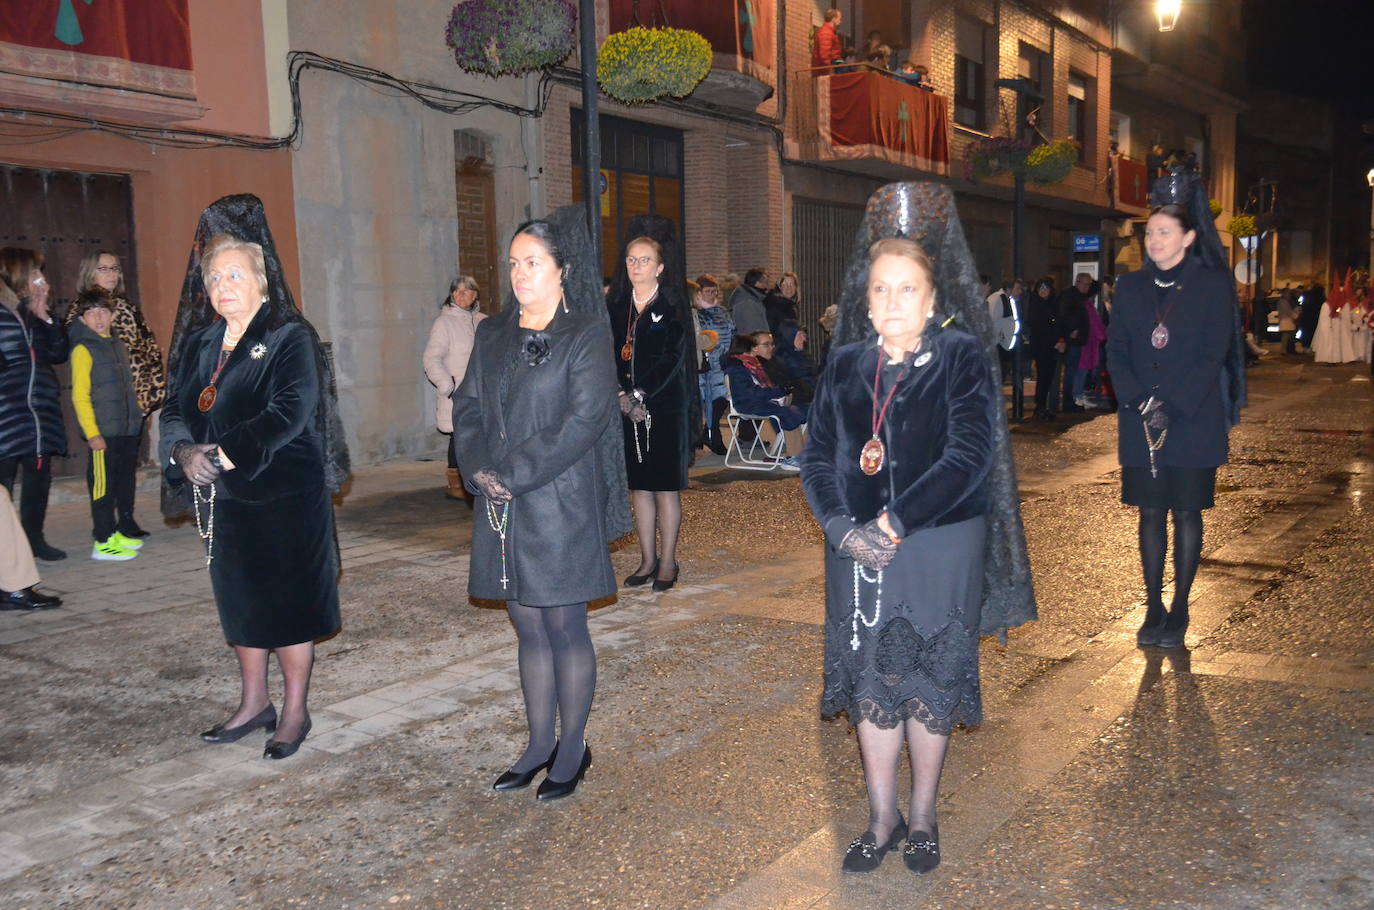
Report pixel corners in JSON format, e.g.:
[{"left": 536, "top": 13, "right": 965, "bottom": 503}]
[
  {"left": 800, "top": 182, "right": 1035, "bottom": 878},
  {"left": 453, "top": 209, "right": 628, "bottom": 801},
  {"left": 607, "top": 216, "right": 695, "bottom": 593},
  {"left": 1107, "top": 184, "right": 1241, "bottom": 650},
  {"left": 160, "top": 195, "right": 349, "bottom": 761}
]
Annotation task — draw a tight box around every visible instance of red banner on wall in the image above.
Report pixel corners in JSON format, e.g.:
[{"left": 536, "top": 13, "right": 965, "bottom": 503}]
[
  {"left": 608, "top": 0, "right": 775, "bottom": 84},
  {"left": 817, "top": 70, "right": 950, "bottom": 174},
  {"left": 0, "top": 0, "right": 194, "bottom": 98},
  {"left": 1116, "top": 155, "right": 1150, "bottom": 210}
]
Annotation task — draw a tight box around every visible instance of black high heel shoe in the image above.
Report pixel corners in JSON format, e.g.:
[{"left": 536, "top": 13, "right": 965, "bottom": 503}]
[
  {"left": 623, "top": 559, "right": 658, "bottom": 587},
  {"left": 263, "top": 714, "right": 311, "bottom": 760},
  {"left": 651, "top": 563, "right": 679, "bottom": 592},
  {"left": 201, "top": 704, "right": 276, "bottom": 743},
  {"left": 1136, "top": 613, "right": 1167, "bottom": 647},
  {"left": 536, "top": 742, "right": 591, "bottom": 801},
  {"left": 1155, "top": 614, "right": 1189, "bottom": 649},
  {"left": 493, "top": 740, "right": 559, "bottom": 791},
  {"left": 842, "top": 815, "right": 907, "bottom": 874}
]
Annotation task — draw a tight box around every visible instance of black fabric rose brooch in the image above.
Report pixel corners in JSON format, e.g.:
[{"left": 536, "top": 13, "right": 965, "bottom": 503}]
[{"left": 522, "top": 332, "right": 551, "bottom": 367}]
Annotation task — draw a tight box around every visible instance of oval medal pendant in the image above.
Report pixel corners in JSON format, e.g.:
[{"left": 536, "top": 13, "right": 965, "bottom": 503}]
[
  {"left": 197, "top": 384, "right": 217, "bottom": 412},
  {"left": 620, "top": 342, "right": 633, "bottom": 361},
  {"left": 1151, "top": 323, "right": 1169, "bottom": 350},
  {"left": 859, "top": 437, "right": 885, "bottom": 475}
]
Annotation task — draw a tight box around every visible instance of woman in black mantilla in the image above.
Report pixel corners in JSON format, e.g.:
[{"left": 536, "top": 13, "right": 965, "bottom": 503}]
[
  {"left": 160, "top": 194, "right": 349, "bottom": 760},
  {"left": 453, "top": 207, "right": 629, "bottom": 800},
  {"left": 800, "top": 183, "right": 1036, "bottom": 876},
  {"left": 606, "top": 215, "right": 697, "bottom": 592},
  {"left": 1107, "top": 168, "right": 1245, "bottom": 649}
]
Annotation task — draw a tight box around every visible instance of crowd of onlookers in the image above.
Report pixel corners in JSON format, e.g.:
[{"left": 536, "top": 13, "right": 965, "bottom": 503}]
[{"left": 811, "top": 9, "right": 936, "bottom": 91}]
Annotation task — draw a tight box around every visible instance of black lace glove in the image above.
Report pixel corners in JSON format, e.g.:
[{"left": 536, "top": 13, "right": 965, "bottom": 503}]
[
  {"left": 472, "top": 468, "right": 512, "bottom": 503},
  {"left": 624, "top": 390, "right": 649, "bottom": 423},
  {"left": 172, "top": 442, "right": 222, "bottom": 487},
  {"left": 1139, "top": 396, "right": 1169, "bottom": 431},
  {"left": 840, "top": 520, "right": 898, "bottom": 571}
]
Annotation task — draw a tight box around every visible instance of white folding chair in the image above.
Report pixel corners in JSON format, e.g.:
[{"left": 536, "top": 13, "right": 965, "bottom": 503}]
[{"left": 723, "top": 376, "right": 791, "bottom": 471}]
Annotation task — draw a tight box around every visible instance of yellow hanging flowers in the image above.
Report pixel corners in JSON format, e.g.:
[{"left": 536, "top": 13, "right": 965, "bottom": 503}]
[
  {"left": 597, "top": 27, "right": 712, "bottom": 104},
  {"left": 1227, "top": 215, "right": 1258, "bottom": 238}
]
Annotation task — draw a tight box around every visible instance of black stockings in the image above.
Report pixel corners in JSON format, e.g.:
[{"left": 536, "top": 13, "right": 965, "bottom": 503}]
[
  {"left": 506, "top": 601, "right": 596, "bottom": 780},
  {"left": 631, "top": 490, "right": 682, "bottom": 582},
  {"left": 1138, "top": 507, "right": 1203, "bottom": 630},
  {"left": 855, "top": 719, "right": 951, "bottom": 842}
]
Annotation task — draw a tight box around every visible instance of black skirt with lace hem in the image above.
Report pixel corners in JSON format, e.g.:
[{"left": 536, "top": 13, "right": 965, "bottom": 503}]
[{"left": 821, "top": 515, "right": 986, "bottom": 735}]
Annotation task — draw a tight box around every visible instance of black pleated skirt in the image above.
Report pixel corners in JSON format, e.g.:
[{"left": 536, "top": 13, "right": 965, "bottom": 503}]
[
  {"left": 207, "top": 485, "right": 341, "bottom": 648},
  {"left": 1121, "top": 465, "right": 1218, "bottom": 511}
]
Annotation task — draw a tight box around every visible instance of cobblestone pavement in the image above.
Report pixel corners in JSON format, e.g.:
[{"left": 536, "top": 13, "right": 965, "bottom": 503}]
[{"left": 1, "top": 358, "right": 1370, "bottom": 909}]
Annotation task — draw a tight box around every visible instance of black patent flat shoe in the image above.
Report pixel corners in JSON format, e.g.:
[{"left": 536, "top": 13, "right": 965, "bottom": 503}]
[
  {"left": 1155, "top": 618, "right": 1189, "bottom": 649},
  {"left": 651, "top": 564, "right": 679, "bottom": 592},
  {"left": 903, "top": 828, "right": 940, "bottom": 875},
  {"left": 201, "top": 704, "right": 277, "bottom": 743},
  {"left": 842, "top": 816, "right": 907, "bottom": 874},
  {"left": 493, "top": 740, "right": 558, "bottom": 791},
  {"left": 264, "top": 715, "right": 311, "bottom": 760},
  {"left": 1136, "top": 615, "right": 1166, "bottom": 647},
  {"left": 0, "top": 587, "right": 62, "bottom": 610},
  {"left": 623, "top": 560, "right": 658, "bottom": 587},
  {"left": 536, "top": 742, "right": 591, "bottom": 801}
]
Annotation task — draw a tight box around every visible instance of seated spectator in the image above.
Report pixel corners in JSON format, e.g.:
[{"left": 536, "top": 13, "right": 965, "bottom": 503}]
[
  {"left": 774, "top": 318, "right": 819, "bottom": 388},
  {"left": 897, "top": 61, "right": 933, "bottom": 90},
  {"left": 723, "top": 333, "right": 808, "bottom": 430}
]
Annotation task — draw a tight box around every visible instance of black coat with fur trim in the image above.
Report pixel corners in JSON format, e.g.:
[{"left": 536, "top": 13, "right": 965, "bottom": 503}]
[{"left": 800, "top": 327, "right": 997, "bottom": 545}]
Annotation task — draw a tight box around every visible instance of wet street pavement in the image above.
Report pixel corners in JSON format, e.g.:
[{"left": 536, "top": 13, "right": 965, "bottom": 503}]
[{"left": 1, "top": 356, "right": 1371, "bottom": 909}]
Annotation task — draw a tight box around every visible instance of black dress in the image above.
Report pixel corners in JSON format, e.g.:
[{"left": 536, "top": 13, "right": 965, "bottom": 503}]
[
  {"left": 608, "top": 289, "right": 690, "bottom": 491},
  {"left": 800, "top": 328, "right": 998, "bottom": 732},
  {"left": 1106, "top": 258, "right": 1235, "bottom": 511},
  {"left": 160, "top": 308, "right": 340, "bottom": 648}
]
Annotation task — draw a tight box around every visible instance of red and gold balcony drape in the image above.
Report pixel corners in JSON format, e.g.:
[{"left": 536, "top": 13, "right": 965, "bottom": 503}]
[
  {"left": 609, "top": 0, "right": 775, "bottom": 85},
  {"left": 1115, "top": 155, "right": 1150, "bottom": 210},
  {"left": 0, "top": 0, "right": 194, "bottom": 98},
  {"left": 817, "top": 70, "right": 950, "bottom": 174}
]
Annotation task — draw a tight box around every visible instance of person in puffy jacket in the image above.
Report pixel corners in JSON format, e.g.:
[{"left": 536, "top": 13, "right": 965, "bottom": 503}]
[
  {"left": 0, "top": 247, "right": 69, "bottom": 561},
  {"left": 423, "top": 275, "right": 486, "bottom": 503}
]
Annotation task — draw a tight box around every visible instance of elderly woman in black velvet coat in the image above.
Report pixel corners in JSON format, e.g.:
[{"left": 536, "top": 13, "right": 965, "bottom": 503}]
[
  {"left": 800, "top": 182, "right": 1036, "bottom": 878},
  {"left": 454, "top": 211, "right": 627, "bottom": 801},
  {"left": 161, "top": 196, "right": 348, "bottom": 761}
]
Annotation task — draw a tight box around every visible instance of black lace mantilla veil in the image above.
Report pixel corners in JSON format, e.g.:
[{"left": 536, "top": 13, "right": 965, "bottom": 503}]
[
  {"left": 607, "top": 213, "right": 701, "bottom": 467},
  {"left": 833, "top": 182, "right": 1037, "bottom": 640},
  {"left": 507, "top": 204, "right": 632, "bottom": 541},
  {"left": 1150, "top": 168, "right": 1247, "bottom": 426},
  {"left": 162, "top": 193, "right": 351, "bottom": 516}
]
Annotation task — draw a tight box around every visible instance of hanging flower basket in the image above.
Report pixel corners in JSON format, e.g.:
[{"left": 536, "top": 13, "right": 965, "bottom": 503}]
[
  {"left": 1227, "top": 215, "right": 1258, "bottom": 238},
  {"left": 965, "top": 137, "right": 1033, "bottom": 181},
  {"left": 597, "top": 27, "right": 712, "bottom": 104},
  {"left": 1025, "top": 140, "right": 1077, "bottom": 184},
  {"left": 445, "top": 0, "right": 575, "bottom": 78},
  {"left": 1208, "top": 198, "right": 1223, "bottom": 219}
]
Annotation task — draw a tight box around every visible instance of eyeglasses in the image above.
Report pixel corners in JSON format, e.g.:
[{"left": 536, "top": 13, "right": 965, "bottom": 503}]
[
  {"left": 96, "top": 266, "right": 122, "bottom": 274},
  {"left": 625, "top": 256, "right": 657, "bottom": 267}
]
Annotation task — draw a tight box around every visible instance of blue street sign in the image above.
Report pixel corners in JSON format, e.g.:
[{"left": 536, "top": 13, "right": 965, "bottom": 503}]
[{"left": 1073, "top": 234, "right": 1101, "bottom": 253}]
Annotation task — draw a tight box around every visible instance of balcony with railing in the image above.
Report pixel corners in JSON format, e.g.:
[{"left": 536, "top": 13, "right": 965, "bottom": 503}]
[
  {"left": 607, "top": 0, "right": 774, "bottom": 111},
  {"left": 785, "top": 64, "right": 951, "bottom": 177}
]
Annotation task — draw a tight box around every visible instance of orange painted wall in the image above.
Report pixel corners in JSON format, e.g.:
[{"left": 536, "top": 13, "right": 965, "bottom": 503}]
[
  {"left": 0, "top": 137, "right": 297, "bottom": 354},
  {"left": 182, "top": 0, "right": 274, "bottom": 137}
]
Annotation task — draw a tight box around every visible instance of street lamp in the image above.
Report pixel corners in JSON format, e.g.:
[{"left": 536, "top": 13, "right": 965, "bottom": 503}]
[{"left": 1155, "top": 0, "right": 1182, "bottom": 31}]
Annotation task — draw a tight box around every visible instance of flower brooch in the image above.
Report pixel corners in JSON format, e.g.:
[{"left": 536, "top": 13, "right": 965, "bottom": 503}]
[
  {"left": 249, "top": 343, "right": 267, "bottom": 360},
  {"left": 522, "top": 332, "right": 551, "bottom": 367}
]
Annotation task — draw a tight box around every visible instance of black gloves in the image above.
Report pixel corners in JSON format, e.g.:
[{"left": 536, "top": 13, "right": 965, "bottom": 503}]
[
  {"left": 172, "top": 442, "right": 222, "bottom": 487},
  {"left": 840, "top": 519, "right": 899, "bottom": 571},
  {"left": 1139, "top": 396, "right": 1169, "bottom": 431},
  {"left": 619, "top": 390, "right": 649, "bottom": 423},
  {"left": 473, "top": 468, "right": 512, "bottom": 503}
]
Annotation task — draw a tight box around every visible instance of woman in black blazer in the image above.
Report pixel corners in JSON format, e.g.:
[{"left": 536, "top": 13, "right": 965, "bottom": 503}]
[
  {"left": 1107, "top": 200, "right": 1238, "bottom": 649},
  {"left": 454, "top": 210, "right": 628, "bottom": 800},
  {"left": 606, "top": 216, "right": 696, "bottom": 592}
]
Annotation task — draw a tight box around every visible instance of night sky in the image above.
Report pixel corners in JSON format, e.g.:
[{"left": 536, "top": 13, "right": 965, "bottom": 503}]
[{"left": 1246, "top": 0, "right": 1374, "bottom": 117}]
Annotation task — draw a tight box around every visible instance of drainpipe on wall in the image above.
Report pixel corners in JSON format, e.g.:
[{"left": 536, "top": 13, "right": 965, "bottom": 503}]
[{"left": 523, "top": 72, "right": 545, "bottom": 219}]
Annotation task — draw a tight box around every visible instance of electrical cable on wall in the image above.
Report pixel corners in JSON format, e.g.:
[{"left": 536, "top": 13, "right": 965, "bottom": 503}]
[{"left": 0, "top": 51, "right": 554, "bottom": 151}]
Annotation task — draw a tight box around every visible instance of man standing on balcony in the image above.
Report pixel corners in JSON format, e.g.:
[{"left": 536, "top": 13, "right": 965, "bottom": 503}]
[
  {"left": 812, "top": 9, "right": 844, "bottom": 69},
  {"left": 729, "top": 269, "right": 771, "bottom": 336}
]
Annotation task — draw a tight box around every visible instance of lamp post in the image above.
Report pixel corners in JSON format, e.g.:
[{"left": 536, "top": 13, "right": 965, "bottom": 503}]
[{"left": 995, "top": 76, "right": 1043, "bottom": 422}]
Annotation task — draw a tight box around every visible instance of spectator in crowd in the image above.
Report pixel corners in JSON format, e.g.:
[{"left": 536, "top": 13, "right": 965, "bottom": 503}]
[
  {"left": 723, "top": 332, "right": 808, "bottom": 457},
  {"left": 1027, "top": 277, "right": 1063, "bottom": 420},
  {"left": 729, "top": 268, "right": 771, "bottom": 336},
  {"left": 898, "top": 61, "right": 933, "bottom": 91},
  {"left": 774, "top": 318, "right": 819, "bottom": 389},
  {"left": 71, "top": 249, "right": 166, "bottom": 539},
  {"left": 866, "top": 43, "right": 892, "bottom": 70},
  {"left": 423, "top": 274, "right": 486, "bottom": 503},
  {"left": 812, "top": 8, "right": 844, "bottom": 69},
  {"left": 1058, "top": 273, "right": 1094, "bottom": 411},
  {"left": 0, "top": 485, "right": 61, "bottom": 610},
  {"left": 1277, "top": 287, "right": 1300, "bottom": 354},
  {"left": 818, "top": 304, "right": 840, "bottom": 365},
  {"left": 0, "top": 247, "right": 68, "bottom": 561},
  {"left": 1299, "top": 283, "right": 1324, "bottom": 353},
  {"left": 987, "top": 278, "right": 1023, "bottom": 378},
  {"left": 691, "top": 275, "right": 733, "bottom": 456},
  {"left": 764, "top": 271, "right": 801, "bottom": 336},
  {"left": 68, "top": 293, "right": 145, "bottom": 561}
]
